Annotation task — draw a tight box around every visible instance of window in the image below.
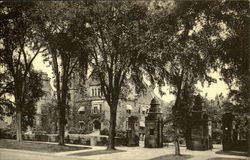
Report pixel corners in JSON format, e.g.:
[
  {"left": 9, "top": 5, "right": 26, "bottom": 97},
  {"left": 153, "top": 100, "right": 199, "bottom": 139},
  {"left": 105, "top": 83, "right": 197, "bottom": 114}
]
[
  {"left": 79, "top": 121, "right": 84, "bottom": 129},
  {"left": 98, "top": 88, "right": 101, "bottom": 96},
  {"left": 92, "top": 88, "right": 95, "bottom": 97},
  {"left": 91, "top": 87, "right": 102, "bottom": 97},
  {"left": 142, "top": 111, "right": 145, "bottom": 115},
  {"left": 93, "top": 106, "right": 98, "bottom": 113},
  {"left": 99, "top": 104, "right": 102, "bottom": 113},
  {"left": 95, "top": 88, "right": 97, "bottom": 96},
  {"left": 67, "top": 93, "right": 71, "bottom": 101},
  {"left": 126, "top": 110, "right": 131, "bottom": 114},
  {"left": 150, "top": 129, "right": 154, "bottom": 135}
]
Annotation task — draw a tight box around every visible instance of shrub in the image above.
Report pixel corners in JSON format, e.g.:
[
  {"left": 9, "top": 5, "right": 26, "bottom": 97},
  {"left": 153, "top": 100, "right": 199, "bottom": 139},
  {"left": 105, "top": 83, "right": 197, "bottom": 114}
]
[
  {"left": 35, "top": 134, "right": 48, "bottom": 141},
  {"left": 116, "top": 130, "right": 127, "bottom": 138},
  {"left": 98, "top": 137, "right": 108, "bottom": 146},
  {"left": 69, "top": 127, "right": 80, "bottom": 134},
  {"left": 100, "top": 128, "right": 109, "bottom": 136},
  {"left": 212, "top": 129, "right": 222, "bottom": 144},
  {"left": 34, "top": 131, "right": 46, "bottom": 135},
  {"left": 0, "top": 126, "right": 16, "bottom": 139}
]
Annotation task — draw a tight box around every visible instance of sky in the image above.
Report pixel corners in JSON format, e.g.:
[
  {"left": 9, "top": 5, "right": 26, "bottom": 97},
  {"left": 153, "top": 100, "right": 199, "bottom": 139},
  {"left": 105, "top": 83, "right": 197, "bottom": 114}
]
[
  {"left": 153, "top": 72, "right": 228, "bottom": 102},
  {"left": 33, "top": 55, "right": 229, "bottom": 103}
]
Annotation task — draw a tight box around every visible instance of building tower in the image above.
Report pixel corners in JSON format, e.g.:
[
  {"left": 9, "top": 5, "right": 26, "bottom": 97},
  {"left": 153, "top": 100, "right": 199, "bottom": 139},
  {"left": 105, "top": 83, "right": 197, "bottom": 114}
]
[
  {"left": 144, "top": 97, "right": 163, "bottom": 148},
  {"left": 188, "top": 94, "right": 212, "bottom": 150},
  {"left": 127, "top": 116, "right": 140, "bottom": 146}
]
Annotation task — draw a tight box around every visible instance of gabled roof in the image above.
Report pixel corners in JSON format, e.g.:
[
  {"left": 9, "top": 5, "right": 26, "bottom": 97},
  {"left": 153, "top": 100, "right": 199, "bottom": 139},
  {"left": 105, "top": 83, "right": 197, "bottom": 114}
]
[
  {"left": 86, "top": 68, "right": 101, "bottom": 86},
  {"left": 136, "top": 85, "right": 156, "bottom": 105}
]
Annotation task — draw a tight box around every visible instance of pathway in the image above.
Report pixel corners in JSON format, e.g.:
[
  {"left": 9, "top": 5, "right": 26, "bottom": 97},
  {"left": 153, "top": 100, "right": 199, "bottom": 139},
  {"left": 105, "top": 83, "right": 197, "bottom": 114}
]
[{"left": 0, "top": 140, "right": 248, "bottom": 160}]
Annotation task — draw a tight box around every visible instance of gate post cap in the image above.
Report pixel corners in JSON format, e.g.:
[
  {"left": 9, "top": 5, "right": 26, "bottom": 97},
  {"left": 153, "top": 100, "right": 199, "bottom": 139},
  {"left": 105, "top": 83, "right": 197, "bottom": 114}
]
[{"left": 150, "top": 97, "right": 160, "bottom": 105}]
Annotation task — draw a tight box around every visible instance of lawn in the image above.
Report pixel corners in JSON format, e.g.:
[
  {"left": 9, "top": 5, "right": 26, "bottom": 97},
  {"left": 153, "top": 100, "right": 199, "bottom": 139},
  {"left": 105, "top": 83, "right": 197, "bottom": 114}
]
[
  {"left": 0, "top": 139, "right": 91, "bottom": 153},
  {"left": 70, "top": 149, "right": 125, "bottom": 156},
  {"left": 215, "top": 150, "right": 247, "bottom": 157},
  {"left": 207, "top": 158, "right": 246, "bottom": 160},
  {"left": 149, "top": 154, "right": 193, "bottom": 160}
]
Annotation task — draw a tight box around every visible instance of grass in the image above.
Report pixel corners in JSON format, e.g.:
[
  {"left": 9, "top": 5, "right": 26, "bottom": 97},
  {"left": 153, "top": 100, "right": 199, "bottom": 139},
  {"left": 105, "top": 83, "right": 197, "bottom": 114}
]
[
  {"left": 216, "top": 150, "right": 248, "bottom": 157},
  {"left": 70, "top": 149, "right": 125, "bottom": 156},
  {"left": 207, "top": 158, "right": 246, "bottom": 160},
  {"left": 0, "top": 139, "right": 91, "bottom": 153},
  {"left": 149, "top": 154, "right": 193, "bottom": 160}
]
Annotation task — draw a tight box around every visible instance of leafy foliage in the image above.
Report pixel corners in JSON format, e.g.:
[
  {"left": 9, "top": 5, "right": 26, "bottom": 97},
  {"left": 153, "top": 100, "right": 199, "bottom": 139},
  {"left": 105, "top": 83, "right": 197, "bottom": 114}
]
[
  {"left": 145, "top": 0, "right": 248, "bottom": 154},
  {"left": 32, "top": 1, "right": 90, "bottom": 145},
  {"left": 78, "top": 1, "right": 159, "bottom": 149},
  {"left": 38, "top": 99, "right": 58, "bottom": 134},
  {"left": 21, "top": 71, "right": 44, "bottom": 130},
  {"left": 0, "top": 2, "right": 44, "bottom": 139},
  {"left": 0, "top": 0, "right": 247, "bottom": 153}
]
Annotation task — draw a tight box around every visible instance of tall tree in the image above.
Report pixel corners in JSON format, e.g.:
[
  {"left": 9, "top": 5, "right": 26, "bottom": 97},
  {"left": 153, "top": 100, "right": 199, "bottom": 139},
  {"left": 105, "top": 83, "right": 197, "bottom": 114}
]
[
  {"left": 145, "top": 0, "right": 249, "bottom": 155},
  {"left": 144, "top": 0, "right": 232, "bottom": 155},
  {"left": 80, "top": 1, "right": 161, "bottom": 150},
  {"left": 0, "top": 2, "right": 44, "bottom": 141},
  {"left": 214, "top": 2, "right": 249, "bottom": 154},
  {"left": 34, "top": 1, "right": 89, "bottom": 145},
  {"left": 195, "top": 0, "right": 249, "bottom": 155}
]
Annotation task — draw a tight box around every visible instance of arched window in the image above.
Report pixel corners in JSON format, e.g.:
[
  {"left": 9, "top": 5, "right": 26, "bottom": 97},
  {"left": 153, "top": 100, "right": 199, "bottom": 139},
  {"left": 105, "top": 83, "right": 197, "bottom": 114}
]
[
  {"left": 93, "top": 106, "right": 98, "bottom": 113},
  {"left": 99, "top": 104, "right": 102, "bottom": 113},
  {"left": 95, "top": 88, "right": 97, "bottom": 96},
  {"left": 98, "top": 88, "right": 101, "bottom": 96},
  {"left": 92, "top": 88, "right": 95, "bottom": 97}
]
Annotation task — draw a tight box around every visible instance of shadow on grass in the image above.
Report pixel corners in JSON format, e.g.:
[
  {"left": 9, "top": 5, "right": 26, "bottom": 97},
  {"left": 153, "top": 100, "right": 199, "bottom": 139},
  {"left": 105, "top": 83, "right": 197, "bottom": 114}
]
[
  {"left": 149, "top": 154, "right": 193, "bottom": 160},
  {"left": 215, "top": 150, "right": 247, "bottom": 157},
  {"left": 207, "top": 157, "right": 246, "bottom": 160},
  {"left": 0, "top": 139, "right": 91, "bottom": 153},
  {"left": 70, "top": 149, "right": 126, "bottom": 156}
]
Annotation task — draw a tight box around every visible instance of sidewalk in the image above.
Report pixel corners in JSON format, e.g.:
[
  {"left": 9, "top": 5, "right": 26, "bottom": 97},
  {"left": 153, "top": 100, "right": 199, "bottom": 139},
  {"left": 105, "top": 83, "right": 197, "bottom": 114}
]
[
  {"left": 55, "top": 143, "right": 248, "bottom": 160},
  {"left": 181, "top": 147, "right": 248, "bottom": 160},
  {"left": 0, "top": 140, "right": 248, "bottom": 160}
]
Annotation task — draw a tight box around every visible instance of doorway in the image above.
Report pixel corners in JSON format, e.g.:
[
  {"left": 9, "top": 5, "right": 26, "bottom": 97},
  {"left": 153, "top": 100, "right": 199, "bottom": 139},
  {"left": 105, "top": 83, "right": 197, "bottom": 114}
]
[{"left": 93, "top": 120, "right": 101, "bottom": 135}]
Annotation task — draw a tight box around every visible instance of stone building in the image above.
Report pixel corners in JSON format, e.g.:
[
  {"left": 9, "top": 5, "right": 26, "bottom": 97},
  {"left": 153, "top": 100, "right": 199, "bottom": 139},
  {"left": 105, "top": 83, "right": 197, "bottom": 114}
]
[
  {"left": 34, "top": 72, "right": 55, "bottom": 130},
  {"left": 67, "top": 71, "right": 157, "bottom": 136},
  {"left": 34, "top": 71, "right": 162, "bottom": 138}
]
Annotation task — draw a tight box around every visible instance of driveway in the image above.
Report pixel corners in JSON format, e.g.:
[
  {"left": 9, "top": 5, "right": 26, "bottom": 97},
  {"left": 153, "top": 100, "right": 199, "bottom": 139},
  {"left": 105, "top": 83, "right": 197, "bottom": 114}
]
[{"left": 0, "top": 143, "right": 248, "bottom": 160}]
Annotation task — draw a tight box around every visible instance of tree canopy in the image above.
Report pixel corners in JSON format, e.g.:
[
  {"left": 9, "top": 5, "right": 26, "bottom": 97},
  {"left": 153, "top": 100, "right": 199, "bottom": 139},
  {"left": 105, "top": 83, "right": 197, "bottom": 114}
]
[{"left": 0, "top": 2, "right": 44, "bottom": 140}]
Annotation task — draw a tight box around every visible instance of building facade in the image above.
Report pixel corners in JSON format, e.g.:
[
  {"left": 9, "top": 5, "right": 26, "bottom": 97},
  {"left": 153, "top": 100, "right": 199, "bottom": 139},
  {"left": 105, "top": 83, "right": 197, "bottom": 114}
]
[
  {"left": 67, "top": 72, "right": 157, "bottom": 136},
  {"left": 34, "top": 72, "right": 55, "bottom": 131},
  {"left": 34, "top": 71, "right": 161, "bottom": 138}
]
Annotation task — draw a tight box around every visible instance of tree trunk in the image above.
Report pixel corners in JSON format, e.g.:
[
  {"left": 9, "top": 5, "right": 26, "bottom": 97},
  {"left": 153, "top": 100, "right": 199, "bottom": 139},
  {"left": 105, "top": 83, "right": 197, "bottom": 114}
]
[
  {"left": 107, "top": 104, "right": 117, "bottom": 150},
  {"left": 248, "top": 44, "right": 250, "bottom": 157},
  {"left": 15, "top": 87, "right": 23, "bottom": 142},
  {"left": 175, "top": 137, "right": 180, "bottom": 155},
  {"left": 53, "top": 109, "right": 58, "bottom": 134},
  {"left": 185, "top": 132, "right": 190, "bottom": 150},
  {"left": 58, "top": 106, "right": 65, "bottom": 145},
  {"left": 172, "top": 70, "right": 184, "bottom": 155},
  {"left": 58, "top": 95, "right": 67, "bottom": 145},
  {"left": 58, "top": 117, "right": 65, "bottom": 145},
  {"left": 248, "top": 107, "right": 250, "bottom": 157},
  {"left": 58, "top": 76, "right": 68, "bottom": 145},
  {"left": 16, "top": 110, "right": 22, "bottom": 141}
]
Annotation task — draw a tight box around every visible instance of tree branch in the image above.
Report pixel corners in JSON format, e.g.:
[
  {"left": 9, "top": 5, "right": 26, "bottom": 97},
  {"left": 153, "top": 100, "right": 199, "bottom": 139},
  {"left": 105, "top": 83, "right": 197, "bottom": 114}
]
[{"left": 68, "top": 58, "right": 79, "bottom": 77}]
